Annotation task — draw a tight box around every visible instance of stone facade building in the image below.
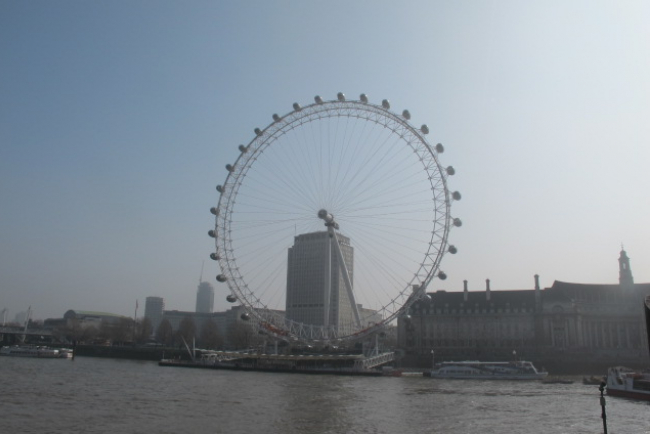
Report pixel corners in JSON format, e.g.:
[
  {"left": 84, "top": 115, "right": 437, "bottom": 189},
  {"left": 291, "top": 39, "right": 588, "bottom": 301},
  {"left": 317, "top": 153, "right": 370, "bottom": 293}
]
[{"left": 398, "top": 250, "right": 650, "bottom": 370}]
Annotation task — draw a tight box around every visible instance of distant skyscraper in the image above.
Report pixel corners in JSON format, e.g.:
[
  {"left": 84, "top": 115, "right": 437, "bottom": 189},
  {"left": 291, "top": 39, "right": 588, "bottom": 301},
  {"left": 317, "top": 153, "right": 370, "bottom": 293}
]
[
  {"left": 286, "top": 231, "right": 356, "bottom": 335},
  {"left": 144, "top": 296, "right": 165, "bottom": 332},
  {"left": 196, "top": 281, "right": 215, "bottom": 313}
]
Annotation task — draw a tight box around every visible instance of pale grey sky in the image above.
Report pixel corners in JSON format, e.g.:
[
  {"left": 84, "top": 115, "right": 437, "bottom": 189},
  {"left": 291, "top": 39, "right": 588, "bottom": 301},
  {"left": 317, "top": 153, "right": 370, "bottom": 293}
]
[{"left": 1, "top": 0, "right": 649, "bottom": 320}]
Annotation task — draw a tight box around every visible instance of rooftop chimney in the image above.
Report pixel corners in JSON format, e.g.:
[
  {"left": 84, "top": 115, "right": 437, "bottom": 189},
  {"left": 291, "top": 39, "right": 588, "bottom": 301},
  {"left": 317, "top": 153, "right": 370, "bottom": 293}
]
[
  {"left": 486, "top": 279, "right": 491, "bottom": 301},
  {"left": 463, "top": 280, "right": 468, "bottom": 301},
  {"left": 534, "top": 274, "right": 541, "bottom": 305}
]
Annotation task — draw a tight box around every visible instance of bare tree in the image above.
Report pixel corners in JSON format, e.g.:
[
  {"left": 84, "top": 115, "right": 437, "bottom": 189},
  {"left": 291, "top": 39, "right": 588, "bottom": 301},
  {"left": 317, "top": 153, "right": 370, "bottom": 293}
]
[
  {"left": 156, "top": 318, "right": 174, "bottom": 346},
  {"left": 138, "top": 317, "right": 153, "bottom": 343},
  {"left": 199, "top": 319, "right": 223, "bottom": 349},
  {"left": 177, "top": 316, "right": 197, "bottom": 345},
  {"left": 227, "top": 322, "right": 260, "bottom": 350},
  {"left": 60, "top": 318, "right": 99, "bottom": 344},
  {"left": 98, "top": 317, "right": 132, "bottom": 345}
]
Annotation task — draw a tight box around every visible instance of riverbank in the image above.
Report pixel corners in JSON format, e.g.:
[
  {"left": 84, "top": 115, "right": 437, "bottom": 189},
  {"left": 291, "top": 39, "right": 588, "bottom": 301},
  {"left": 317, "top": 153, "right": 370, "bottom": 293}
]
[{"left": 70, "top": 344, "right": 186, "bottom": 361}]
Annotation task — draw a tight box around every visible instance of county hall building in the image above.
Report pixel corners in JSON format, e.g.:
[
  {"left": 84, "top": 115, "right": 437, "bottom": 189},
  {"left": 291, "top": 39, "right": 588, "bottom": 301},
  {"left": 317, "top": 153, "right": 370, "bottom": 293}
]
[{"left": 398, "top": 250, "right": 650, "bottom": 370}]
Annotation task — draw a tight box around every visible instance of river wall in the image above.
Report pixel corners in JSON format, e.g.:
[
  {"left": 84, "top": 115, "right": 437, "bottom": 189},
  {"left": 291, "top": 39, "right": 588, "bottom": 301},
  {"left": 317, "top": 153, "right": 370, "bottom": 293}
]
[{"left": 70, "top": 345, "right": 187, "bottom": 361}]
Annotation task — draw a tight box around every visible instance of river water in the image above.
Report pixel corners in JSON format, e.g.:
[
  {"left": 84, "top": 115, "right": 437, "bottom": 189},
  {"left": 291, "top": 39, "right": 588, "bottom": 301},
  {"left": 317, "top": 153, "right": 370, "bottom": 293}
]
[{"left": 1, "top": 357, "right": 648, "bottom": 434}]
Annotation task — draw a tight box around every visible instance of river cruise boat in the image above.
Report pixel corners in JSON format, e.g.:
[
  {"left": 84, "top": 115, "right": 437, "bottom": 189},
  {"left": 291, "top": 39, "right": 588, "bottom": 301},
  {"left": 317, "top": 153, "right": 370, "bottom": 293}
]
[
  {"left": 0, "top": 345, "right": 73, "bottom": 358},
  {"left": 427, "top": 361, "right": 548, "bottom": 380},
  {"left": 606, "top": 366, "right": 650, "bottom": 401},
  {"left": 605, "top": 296, "right": 650, "bottom": 400}
]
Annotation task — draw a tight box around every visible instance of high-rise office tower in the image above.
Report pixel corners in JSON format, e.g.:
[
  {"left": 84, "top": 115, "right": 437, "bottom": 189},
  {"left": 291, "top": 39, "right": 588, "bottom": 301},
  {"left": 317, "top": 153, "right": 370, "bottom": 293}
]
[
  {"left": 196, "top": 281, "right": 215, "bottom": 313},
  {"left": 144, "top": 296, "right": 165, "bottom": 332},
  {"left": 286, "top": 231, "right": 356, "bottom": 335}
]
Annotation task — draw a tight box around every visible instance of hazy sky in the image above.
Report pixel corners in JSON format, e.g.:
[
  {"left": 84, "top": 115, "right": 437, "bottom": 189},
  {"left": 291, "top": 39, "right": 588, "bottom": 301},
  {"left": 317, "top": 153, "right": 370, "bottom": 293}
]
[{"left": 1, "top": 1, "right": 649, "bottom": 321}]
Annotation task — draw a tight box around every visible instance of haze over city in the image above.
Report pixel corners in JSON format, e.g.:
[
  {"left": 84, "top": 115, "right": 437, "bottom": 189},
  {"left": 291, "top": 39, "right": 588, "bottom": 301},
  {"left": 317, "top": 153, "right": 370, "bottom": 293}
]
[{"left": 1, "top": 1, "right": 649, "bottom": 321}]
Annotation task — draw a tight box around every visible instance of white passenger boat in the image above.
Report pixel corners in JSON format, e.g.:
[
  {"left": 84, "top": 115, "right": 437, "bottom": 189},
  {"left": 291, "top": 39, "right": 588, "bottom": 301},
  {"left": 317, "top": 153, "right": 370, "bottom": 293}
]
[
  {"left": 606, "top": 366, "right": 650, "bottom": 401},
  {"left": 605, "top": 296, "right": 650, "bottom": 401},
  {"left": 0, "top": 345, "right": 73, "bottom": 358},
  {"left": 427, "top": 360, "right": 548, "bottom": 380}
]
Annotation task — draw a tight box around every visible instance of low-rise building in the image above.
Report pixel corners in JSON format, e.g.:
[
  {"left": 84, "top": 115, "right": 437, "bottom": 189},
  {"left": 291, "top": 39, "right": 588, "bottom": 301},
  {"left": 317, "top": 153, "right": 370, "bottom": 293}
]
[
  {"left": 161, "top": 305, "right": 285, "bottom": 349},
  {"left": 62, "top": 309, "right": 127, "bottom": 328}
]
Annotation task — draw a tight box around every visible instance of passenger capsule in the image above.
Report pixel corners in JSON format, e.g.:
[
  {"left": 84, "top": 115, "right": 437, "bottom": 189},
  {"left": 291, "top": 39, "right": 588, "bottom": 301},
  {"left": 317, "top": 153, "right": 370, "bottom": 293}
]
[
  {"left": 421, "top": 124, "right": 429, "bottom": 134},
  {"left": 216, "top": 274, "right": 227, "bottom": 282},
  {"left": 314, "top": 95, "right": 324, "bottom": 104},
  {"left": 452, "top": 191, "right": 462, "bottom": 201},
  {"left": 208, "top": 230, "right": 216, "bottom": 238},
  {"left": 226, "top": 164, "right": 235, "bottom": 172},
  {"left": 337, "top": 92, "right": 345, "bottom": 101},
  {"left": 293, "top": 102, "right": 302, "bottom": 111},
  {"left": 272, "top": 113, "right": 281, "bottom": 122},
  {"left": 438, "top": 271, "right": 447, "bottom": 280},
  {"left": 360, "top": 93, "right": 368, "bottom": 103},
  {"left": 210, "top": 207, "right": 218, "bottom": 215},
  {"left": 448, "top": 245, "right": 458, "bottom": 254},
  {"left": 402, "top": 110, "right": 411, "bottom": 120},
  {"left": 453, "top": 218, "right": 463, "bottom": 227},
  {"left": 446, "top": 166, "right": 455, "bottom": 176},
  {"left": 216, "top": 185, "right": 223, "bottom": 193},
  {"left": 254, "top": 128, "right": 263, "bottom": 136},
  {"left": 240, "top": 313, "right": 250, "bottom": 321},
  {"left": 210, "top": 253, "right": 220, "bottom": 261},
  {"left": 238, "top": 144, "right": 248, "bottom": 153},
  {"left": 382, "top": 99, "right": 390, "bottom": 109},
  {"left": 226, "top": 294, "right": 237, "bottom": 303},
  {"left": 435, "top": 143, "right": 444, "bottom": 153}
]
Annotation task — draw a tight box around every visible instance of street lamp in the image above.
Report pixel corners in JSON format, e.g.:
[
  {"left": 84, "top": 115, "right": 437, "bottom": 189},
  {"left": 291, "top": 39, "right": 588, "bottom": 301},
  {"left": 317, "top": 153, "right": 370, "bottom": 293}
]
[
  {"left": 599, "top": 382, "right": 608, "bottom": 434},
  {"left": 431, "top": 350, "right": 435, "bottom": 370}
]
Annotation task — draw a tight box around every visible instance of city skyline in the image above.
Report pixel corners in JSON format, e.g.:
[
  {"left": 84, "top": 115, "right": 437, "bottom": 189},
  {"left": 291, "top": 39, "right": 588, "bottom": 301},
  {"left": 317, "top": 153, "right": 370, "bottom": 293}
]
[
  {"left": 2, "top": 1, "right": 649, "bottom": 320},
  {"left": 5, "top": 248, "right": 640, "bottom": 323}
]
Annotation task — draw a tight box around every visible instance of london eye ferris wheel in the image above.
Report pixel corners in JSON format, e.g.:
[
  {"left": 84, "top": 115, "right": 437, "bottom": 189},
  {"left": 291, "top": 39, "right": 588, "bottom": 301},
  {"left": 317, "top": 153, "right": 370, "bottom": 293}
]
[{"left": 209, "top": 93, "right": 461, "bottom": 345}]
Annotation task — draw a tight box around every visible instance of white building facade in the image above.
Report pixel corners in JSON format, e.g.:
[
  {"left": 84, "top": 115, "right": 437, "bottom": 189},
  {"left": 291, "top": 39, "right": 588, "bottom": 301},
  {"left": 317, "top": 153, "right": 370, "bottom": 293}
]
[{"left": 286, "top": 231, "right": 356, "bottom": 336}]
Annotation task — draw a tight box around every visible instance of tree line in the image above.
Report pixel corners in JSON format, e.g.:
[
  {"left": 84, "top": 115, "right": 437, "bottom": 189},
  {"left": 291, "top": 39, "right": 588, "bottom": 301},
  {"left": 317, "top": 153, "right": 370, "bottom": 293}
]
[{"left": 55, "top": 315, "right": 262, "bottom": 350}]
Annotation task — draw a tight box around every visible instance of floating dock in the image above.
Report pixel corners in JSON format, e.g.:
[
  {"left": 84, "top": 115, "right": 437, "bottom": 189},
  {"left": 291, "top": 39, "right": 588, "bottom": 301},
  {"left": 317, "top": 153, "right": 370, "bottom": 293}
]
[{"left": 159, "top": 350, "right": 395, "bottom": 376}]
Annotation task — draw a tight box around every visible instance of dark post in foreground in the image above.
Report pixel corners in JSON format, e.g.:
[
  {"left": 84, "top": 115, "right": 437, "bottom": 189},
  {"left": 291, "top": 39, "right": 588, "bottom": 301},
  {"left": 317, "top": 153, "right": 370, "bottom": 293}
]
[{"left": 598, "top": 382, "right": 608, "bottom": 434}]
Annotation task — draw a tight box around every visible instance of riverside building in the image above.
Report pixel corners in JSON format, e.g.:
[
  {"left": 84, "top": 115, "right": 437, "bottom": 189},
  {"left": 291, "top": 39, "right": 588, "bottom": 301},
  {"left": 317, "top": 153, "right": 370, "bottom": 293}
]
[{"left": 398, "top": 249, "right": 650, "bottom": 369}]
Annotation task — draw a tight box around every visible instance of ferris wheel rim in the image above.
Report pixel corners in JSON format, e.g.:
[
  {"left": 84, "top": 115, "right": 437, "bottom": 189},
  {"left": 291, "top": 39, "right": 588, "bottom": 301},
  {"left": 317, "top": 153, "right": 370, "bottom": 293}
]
[{"left": 212, "top": 94, "right": 455, "bottom": 345}]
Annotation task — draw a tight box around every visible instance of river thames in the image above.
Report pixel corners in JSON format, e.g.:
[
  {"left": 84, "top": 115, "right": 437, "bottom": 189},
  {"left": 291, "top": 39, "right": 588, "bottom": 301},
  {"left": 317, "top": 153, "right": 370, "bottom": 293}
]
[{"left": 1, "top": 357, "right": 648, "bottom": 434}]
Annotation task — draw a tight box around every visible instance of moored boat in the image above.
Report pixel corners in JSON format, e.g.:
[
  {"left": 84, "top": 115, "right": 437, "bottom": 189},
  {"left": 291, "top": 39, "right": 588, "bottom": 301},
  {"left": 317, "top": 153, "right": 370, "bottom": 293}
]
[
  {"left": 0, "top": 345, "right": 73, "bottom": 359},
  {"left": 426, "top": 360, "right": 548, "bottom": 380},
  {"left": 582, "top": 375, "right": 605, "bottom": 385},
  {"left": 605, "top": 295, "right": 650, "bottom": 401},
  {"left": 606, "top": 366, "right": 650, "bottom": 401}
]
